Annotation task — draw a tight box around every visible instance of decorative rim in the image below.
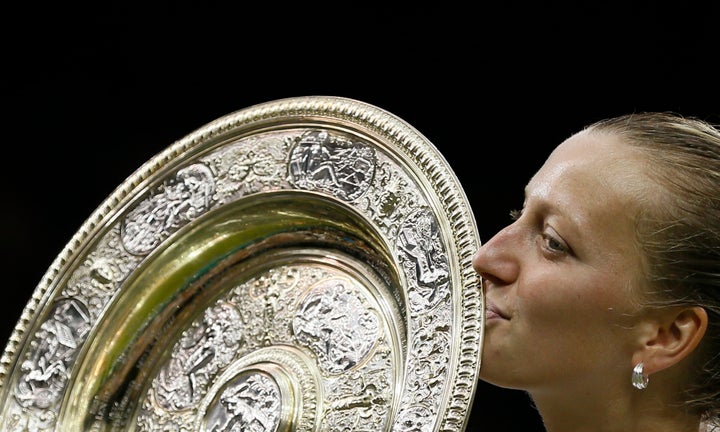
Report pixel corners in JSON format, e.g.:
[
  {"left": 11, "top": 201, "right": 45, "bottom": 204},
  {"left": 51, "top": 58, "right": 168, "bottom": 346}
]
[{"left": 0, "top": 96, "right": 482, "bottom": 431}]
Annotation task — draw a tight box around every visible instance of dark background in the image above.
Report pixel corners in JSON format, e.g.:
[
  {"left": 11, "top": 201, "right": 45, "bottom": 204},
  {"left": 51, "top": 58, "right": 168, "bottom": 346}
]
[{"left": 2, "top": 2, "right": 718, "bottom": 430}]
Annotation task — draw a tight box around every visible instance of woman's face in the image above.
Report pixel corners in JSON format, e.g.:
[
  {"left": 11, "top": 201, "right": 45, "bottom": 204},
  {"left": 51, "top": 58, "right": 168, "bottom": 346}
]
[{"left": 473, "top": 130, "right": 651, "bottom": 393}]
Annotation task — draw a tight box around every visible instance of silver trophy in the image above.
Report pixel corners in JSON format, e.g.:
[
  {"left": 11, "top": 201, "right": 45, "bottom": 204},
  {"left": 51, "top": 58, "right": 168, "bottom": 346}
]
[{"left": 0, "top": 96, "right": 483, "bottom": 431}]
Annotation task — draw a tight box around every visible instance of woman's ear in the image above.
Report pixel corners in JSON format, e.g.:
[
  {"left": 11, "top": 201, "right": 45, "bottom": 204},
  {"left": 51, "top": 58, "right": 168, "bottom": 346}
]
[{"left": 633, "top": 306, "right": 708, "bottom": 375}]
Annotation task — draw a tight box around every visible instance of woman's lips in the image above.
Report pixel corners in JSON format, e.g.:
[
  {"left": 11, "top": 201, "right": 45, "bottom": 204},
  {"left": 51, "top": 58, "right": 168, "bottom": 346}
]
[{"left": 485, "top": 301, "right": 509, "bottom": 320}]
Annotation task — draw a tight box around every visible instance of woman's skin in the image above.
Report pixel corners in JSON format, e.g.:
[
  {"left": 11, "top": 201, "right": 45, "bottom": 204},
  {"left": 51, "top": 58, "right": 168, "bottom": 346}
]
[{"left": 472, "top": 129, "right": 707, "bottom": 432}]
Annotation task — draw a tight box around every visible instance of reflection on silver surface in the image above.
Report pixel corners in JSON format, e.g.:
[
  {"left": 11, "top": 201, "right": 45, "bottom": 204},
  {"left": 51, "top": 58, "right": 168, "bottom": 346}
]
[{"left": 0, "top": 96, "right": 482, "bottom": 431}]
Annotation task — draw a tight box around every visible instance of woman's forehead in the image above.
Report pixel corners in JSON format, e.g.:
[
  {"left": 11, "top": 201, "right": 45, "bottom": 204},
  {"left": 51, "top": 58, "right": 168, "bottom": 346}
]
[
  {"left": 527, "top": 132, "right": 647, "bottom": 246},
  {"left": 541, "top": 131, "right": 646, "bottom": 186}
]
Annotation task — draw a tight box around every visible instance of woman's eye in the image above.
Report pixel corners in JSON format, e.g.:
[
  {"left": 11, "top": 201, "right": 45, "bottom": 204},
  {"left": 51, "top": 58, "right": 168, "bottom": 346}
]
[{"left": 543, "top": 233, "right": 569, "bottom": 254}]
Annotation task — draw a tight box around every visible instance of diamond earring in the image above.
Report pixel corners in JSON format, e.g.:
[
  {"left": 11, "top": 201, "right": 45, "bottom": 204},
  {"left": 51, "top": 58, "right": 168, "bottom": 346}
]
[{"left": 632, "top": 362, "right": 649, "bottom": 389}]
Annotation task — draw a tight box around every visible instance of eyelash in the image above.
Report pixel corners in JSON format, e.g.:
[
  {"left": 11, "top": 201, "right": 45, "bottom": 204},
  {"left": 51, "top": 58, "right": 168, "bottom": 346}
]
[
  {"left": 543, "top": 234, "right": 568, "bottom": 254},
  {"left": 509, "top": 208, "right": 570, "bottom": 256}
]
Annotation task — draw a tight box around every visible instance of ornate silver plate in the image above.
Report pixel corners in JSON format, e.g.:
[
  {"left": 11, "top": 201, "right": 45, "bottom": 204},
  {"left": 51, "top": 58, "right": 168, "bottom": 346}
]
[{"left": 0, "top": 96, "right": 483, "bottom": 431}]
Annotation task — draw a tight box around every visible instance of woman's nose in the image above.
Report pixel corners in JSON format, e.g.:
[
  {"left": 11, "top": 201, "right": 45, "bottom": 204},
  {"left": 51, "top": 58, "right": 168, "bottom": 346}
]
[{"left": 472, "top": 224, "right": 520, "bottom": 287}]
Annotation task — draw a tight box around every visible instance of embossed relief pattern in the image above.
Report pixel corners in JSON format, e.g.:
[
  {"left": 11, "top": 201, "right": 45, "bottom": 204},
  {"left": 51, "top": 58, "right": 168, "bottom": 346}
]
[
  {"left": 288, "top": 130, "right": 375, "bottom": 201},
  {"left": 204, "top": 134, "right": 293, "bottom": 205},
  {"left": 136, "top": 265, "right": 394, "bottom": 432},
  {"left": 394, "top": 207, "right": 452, "bottom": 432},
  {"left": 4, "top": 126, "right": 457, "bottom": 432},
  {"left": 204, "top": 372, "right": 282, "bottom": 432},
  {"left": 14, "top": 300, "right": 91, "bottom": 411},
  {"left": 4, "top": 226, "right": 144, "bottom": 431},
  {"left": 121, "top": 163, "right": 216, "bottom": 255},
  {"left": 293, "top": 278, "right": 380, "bottom": 374},
  {"left": 356, "top": 154, "right": 453, "bottom": 431},
  {"left": 153, "top": 302, "right": 243, "bottom": 412},
  {"left": 3, "top": 131, "right": 299, "bottom": 431},
  {"left": 358, "top": 162, "right": 421, "bottom": 239}
]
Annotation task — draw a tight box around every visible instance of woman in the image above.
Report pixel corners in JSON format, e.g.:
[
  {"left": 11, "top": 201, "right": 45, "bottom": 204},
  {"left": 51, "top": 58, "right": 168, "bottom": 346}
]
[{"left": 472, "top": 112, "right": 720, "bottom": 431}]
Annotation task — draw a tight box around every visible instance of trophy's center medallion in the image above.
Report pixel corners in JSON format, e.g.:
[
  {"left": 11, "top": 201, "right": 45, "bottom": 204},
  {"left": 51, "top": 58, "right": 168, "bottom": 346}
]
[{"left": 204, "top": 371, "right": 282, "bottom": 432}]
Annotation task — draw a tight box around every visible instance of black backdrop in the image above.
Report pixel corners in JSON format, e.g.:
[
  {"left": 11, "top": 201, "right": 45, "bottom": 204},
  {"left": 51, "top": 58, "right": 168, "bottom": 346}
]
[{"left": 2, "top": 3, "right": 718, "bottom": 430}]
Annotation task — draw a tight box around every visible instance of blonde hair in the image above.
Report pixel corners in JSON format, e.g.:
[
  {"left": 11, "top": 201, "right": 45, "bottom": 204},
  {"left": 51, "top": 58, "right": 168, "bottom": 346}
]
[{"left": 587, "top": 112, "right": 720, "bottom": 422}]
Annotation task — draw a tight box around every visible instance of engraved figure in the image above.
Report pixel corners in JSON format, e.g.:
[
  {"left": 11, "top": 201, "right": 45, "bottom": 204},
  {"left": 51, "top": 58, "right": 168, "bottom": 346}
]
[
  {"left": 395, "top": 405, "right": 433, "bottom": 432},
  {"left": 299, "top": 133, "right": 339, "bottom": 186},
  {"left": 398, "top": 209, "right": 448, "bottom": 286},
  {"left": 154, "top": 302, "right": 242, "bottom": 411},
  {"left": 227, "top": 149, "right": 277, "bottom": 181},
  {"left": 397, "top": 208, "right": 451, "bottom": 312},
  {"left": 364, "top": 164, "right": 418, "bottom": 236},
  {"left": 205, "top": 372, "right": 281, "bottom": 432},
  {"left": 121, "top": 163, "right": 215, "bottom": 255},
  {"left": 288, "top": 130, "right": 375, "bottom": 201},
  {"left": 219, "top": 147, "right": 280, "bottom": 192},
  {"left": 329, "top": 378, "right": 386, "bottom": 411},
  {"left": 15, "top": 299, "right": 91, "bottom": 410},
  {"left": 292, "top": 278, "right": 379, "bottom": 374},
  {"left": 64, "top": 253, "right": 129, "bottom": 316},
  {"left": 207, "top": 134, "right": 292, "bottom": 200},
  {"left": 376, "top": 173, "right": 410, "bottom": 221}
]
